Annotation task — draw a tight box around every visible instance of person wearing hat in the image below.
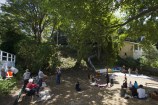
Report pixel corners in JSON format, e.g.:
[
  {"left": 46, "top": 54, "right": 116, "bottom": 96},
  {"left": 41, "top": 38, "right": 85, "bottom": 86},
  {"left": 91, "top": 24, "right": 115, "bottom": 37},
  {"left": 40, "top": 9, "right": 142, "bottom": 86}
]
[
  {"left": 26, "top": 78, "right": 39, "bottom": 96},
  {"left": 23, "top": 69, "right": 31, "bottom": 90},
  {"left": 38, "top": 69, "right": 47, "bottom": 88},
  {"left": 1, "top": 68, "right": 6, "bottom": 79}
]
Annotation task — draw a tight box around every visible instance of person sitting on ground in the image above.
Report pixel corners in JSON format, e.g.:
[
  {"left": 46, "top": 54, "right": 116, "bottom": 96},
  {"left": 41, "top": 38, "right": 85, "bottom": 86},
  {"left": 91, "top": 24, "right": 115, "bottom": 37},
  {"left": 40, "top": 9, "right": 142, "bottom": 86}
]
[
  {"left": 128, "top": 81, "right": 133, "bottom": 89},
  {"left": 137, "top": 85, "right": 147, "bottom": 99},
  {"left": 26, "top": 79, "right": 39, "bottom": 96},
  {"left": 124, "top": 88, "right": 132, "bottom": 99},
  {"left": 75, "top": 81, "right": 81, "bottom": 91},
  {"left": 6, "top": 66, "right": 13, "bottom": 78},
  {"left": 122, "top": 80, "right": 127, "bottom": 88},
  {"left": 134, "top": 81, "right": 138, "bottom": 89},
  {"left": 1, "top": 68, "right": 6, "bottom": 79},
  {"left": 131, "top": 86, "right": 138, "bottom": 97},
  {"left": 90, "top": 75, "right": 100, "bottom": 86},
  {"left": 120, "top": 87, "right": 126, "bottom": 97}
]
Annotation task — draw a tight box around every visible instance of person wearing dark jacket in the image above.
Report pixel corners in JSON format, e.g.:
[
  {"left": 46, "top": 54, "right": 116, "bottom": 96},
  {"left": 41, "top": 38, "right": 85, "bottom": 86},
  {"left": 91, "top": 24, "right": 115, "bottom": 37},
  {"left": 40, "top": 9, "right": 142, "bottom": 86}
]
[
  {"left": 75, "top": 81, "right": 81, "bottom": 91},
  {"left": 1, "top": 68, "right": 6, "bottom": 79}
]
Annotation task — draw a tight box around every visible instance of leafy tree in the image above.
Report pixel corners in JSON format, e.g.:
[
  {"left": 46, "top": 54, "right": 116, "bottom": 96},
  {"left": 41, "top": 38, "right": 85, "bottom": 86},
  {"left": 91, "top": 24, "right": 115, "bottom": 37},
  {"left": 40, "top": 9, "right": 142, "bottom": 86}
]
[
  {"left": 56, "top": 0, "right": 121, "bottom": 66},
  {"left": 140, "top": 45, "right": 158, "bottom": 68},
  {"left": 1, "top": 0, "right": 61, "bottom": 43},
  {"left": 16, "top": 38, "right": 58, "bottom": 73},
  {"left": 0, "top": 13, "right": 25, "bottom": 54}
]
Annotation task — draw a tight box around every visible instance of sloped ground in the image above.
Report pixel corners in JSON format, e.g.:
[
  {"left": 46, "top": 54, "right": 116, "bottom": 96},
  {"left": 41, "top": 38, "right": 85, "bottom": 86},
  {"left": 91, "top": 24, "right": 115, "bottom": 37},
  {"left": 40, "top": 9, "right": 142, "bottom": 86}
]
[{"left": 1, "top": 68, "right": 158, "bottom": 105}]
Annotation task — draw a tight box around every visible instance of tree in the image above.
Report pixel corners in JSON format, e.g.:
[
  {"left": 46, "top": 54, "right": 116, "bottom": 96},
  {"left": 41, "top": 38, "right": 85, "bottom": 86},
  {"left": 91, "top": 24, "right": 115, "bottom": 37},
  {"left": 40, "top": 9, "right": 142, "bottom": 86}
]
[
  {"left": 55, "top": 0, "right": 121, "bottom": 66},
  {"left": 1, "top": 0, "right": 60, "bottom": 43}
]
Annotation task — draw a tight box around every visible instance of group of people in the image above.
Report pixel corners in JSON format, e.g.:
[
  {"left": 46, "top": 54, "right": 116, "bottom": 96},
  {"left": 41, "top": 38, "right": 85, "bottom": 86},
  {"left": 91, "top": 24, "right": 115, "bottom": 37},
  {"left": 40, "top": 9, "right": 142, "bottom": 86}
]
[
  {"left": 121, "top": 74, "right": 147, "bottom": 99},
  {"left": 88, "top": 73, "right": 115, "bottom": 88},
  {"left": 0, "top": 66, "right": 14, "bottom": 79},
  {"left": 23, "top": 69, "right": 47, "bottom": 96},
  {"left": 23, "top": 67, "right": 62, "bottom": 96},
  {"left": 128, "top": 68, "right": 139, "bottom": 76}
]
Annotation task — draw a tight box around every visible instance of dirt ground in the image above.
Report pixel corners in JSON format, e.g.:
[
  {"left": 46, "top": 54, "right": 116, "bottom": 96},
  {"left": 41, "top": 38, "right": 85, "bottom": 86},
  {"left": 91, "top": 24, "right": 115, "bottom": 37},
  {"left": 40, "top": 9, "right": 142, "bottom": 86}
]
[{"left": 1, "top": 69, "right": 158, "bottom": 105}]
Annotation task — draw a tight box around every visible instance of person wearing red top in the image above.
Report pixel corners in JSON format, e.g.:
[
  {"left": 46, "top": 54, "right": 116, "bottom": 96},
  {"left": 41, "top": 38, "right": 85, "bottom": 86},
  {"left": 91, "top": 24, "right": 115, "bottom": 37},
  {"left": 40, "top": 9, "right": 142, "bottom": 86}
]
[{"left": 26, "top": 79, "right": 39, "bottom": 96}]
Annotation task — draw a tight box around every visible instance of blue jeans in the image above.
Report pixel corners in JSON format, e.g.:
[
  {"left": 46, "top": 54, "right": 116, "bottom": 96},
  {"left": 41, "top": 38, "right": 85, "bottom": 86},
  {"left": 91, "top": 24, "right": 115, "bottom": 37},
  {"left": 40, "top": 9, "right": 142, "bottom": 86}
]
[
  {"left": 56, "top": 75, "right": 60, "bottom": 84},
  {"left": 38, "top": 78, "right": 43, "bottom": 88}
]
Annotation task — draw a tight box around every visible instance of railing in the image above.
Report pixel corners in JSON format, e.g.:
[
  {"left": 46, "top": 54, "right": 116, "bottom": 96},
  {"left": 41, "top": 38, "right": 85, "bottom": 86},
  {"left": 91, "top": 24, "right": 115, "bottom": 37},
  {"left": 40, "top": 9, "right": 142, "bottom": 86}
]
[{"left": 0, "top": 50, "right": 16, "bottom": 63}]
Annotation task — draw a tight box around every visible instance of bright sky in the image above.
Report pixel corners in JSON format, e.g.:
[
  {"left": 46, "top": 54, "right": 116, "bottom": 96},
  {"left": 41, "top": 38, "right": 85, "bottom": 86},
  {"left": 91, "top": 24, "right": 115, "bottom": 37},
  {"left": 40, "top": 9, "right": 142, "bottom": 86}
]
[
  {"left": 0, "top": 0, "right": 6, "bottom": 4},
  {"left": 0, "top": 0, "right": 6, "bottom": 12}
]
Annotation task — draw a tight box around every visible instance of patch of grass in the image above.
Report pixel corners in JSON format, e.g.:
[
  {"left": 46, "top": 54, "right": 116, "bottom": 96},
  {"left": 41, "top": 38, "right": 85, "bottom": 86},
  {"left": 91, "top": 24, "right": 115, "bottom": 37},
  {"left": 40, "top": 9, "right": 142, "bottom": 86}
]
[{"left": 60, "top": 57, "right": 76, "bottom": 69}]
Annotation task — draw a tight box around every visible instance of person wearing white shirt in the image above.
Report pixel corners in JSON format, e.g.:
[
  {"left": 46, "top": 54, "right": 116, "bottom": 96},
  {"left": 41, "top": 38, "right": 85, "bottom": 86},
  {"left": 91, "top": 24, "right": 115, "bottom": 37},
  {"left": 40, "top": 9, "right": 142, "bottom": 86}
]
[
  {"left": 137, "top": 85, "right": 147, "bottom": 99},
  {"left": 128, "top": 81, "right": 133, "bottom": 89}
]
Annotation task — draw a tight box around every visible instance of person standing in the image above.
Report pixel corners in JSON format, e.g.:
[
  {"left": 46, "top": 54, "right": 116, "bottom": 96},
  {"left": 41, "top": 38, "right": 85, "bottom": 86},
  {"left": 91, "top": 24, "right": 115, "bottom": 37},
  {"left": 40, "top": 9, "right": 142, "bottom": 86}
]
[
  {"left": 128, "top": 68, "right": 131, "bottom": 76},
  {"left": 105, "top": 73, "right": 109, "bottom": 86},
  {"left": 124, "top": 73, "right": 127, "bottom": 82},
  {"left": 135, "top": 68, "right": 139, "bottom": 76},
  {"left": 56, "top": 67, "right": 61, "bottom": 84},
  {"left": 1, "top": 68, "right": 6, "bottom": 79},
  {"left": 38, "top": 69, "right": 46, "bottom": 88},
  {"left": 110, "top": 74, "right": 115, "bottom": 87},
  {"left": 23, "top": 69, "right": 31, "bottom": 89}
]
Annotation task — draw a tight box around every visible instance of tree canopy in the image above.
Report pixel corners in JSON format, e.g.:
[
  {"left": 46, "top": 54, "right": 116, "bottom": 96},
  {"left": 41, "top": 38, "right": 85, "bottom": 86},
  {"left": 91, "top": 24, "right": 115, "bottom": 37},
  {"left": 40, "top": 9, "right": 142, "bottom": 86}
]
[{"left": 1, "top": 0, "right": 158, "bottom": 69}]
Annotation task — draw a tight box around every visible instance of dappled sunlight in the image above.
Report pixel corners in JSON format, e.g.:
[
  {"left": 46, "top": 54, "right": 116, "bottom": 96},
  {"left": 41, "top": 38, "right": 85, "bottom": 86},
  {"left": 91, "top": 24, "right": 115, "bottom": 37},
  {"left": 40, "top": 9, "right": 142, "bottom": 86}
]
[{"left": 14, "top": 69, "right": 158, "bottom": 105}]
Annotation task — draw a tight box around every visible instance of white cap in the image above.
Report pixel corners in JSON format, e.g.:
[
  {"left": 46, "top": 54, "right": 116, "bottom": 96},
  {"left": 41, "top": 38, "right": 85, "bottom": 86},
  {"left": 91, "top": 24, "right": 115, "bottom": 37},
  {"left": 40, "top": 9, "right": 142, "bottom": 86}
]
[{"left": 28, "top": 79, "right": 33, "bottom": 83}]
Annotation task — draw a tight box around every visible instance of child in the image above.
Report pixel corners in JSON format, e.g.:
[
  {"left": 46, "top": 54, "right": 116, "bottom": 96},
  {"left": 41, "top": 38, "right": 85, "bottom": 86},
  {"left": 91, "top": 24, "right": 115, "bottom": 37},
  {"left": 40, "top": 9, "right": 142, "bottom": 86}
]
[{"left": 75, "top": 81, "right": 81, "bottom": 91}]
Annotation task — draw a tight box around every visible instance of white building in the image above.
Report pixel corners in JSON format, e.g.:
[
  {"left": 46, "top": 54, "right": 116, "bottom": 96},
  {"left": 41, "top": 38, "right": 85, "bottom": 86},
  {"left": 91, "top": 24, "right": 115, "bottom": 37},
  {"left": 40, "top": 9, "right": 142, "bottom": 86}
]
[
  {"left": 119, "top": 41, "right": 143, "bottom": 59},
  {"left": 0, "top": 50, "right": 16, "bottom": 71}
]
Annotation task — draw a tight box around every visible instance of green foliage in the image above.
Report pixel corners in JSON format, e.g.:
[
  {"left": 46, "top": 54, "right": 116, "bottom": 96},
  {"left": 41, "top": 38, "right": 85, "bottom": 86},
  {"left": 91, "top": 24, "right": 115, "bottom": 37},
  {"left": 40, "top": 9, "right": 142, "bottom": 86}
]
[
  {"left": 0, "top": 79, "right": 17, "bottom": 95},
  {"left": 1, "top": 0, "right": 61, "bottom": 43},
  {"left": 140, "top": 45, "right": 158, "bottom": 68},
  {"left": 116, "top": 56, "right": 140, "bottom": 68},
  {"left": 16, "top": 38, "right": 59, "bottom": 73},
  {"left": 1, "top": 0, "right": 158, "bottom": 70}
]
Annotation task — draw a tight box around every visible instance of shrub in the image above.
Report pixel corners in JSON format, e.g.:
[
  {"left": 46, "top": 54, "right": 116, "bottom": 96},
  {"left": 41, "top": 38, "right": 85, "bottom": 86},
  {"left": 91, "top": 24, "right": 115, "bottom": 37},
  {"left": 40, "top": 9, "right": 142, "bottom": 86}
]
[
  {"left": 0, "top": 78, "right": 17, "bottom": 95},
  {"left": 116, "top": 56, "right": 140, "bottom": 68},
  {"left": 16, "top": 38, "right": 59, "bottom": 73}
]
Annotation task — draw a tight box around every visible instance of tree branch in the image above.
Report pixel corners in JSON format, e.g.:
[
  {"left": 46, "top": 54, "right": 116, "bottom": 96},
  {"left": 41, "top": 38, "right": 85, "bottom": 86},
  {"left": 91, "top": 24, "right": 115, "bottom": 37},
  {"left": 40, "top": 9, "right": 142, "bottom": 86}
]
[{"left": 110, "top": 5, "right": 158, "bottom": 28}]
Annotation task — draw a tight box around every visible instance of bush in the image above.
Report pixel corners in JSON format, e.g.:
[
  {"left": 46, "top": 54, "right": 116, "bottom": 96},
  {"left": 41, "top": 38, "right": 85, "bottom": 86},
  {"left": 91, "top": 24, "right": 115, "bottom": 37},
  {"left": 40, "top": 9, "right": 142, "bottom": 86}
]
[
  {"left": 116, "top": 56, "right": 140, "bottom": 68},
  {"left": 16, "top": 38, "right": 59, "bottom": 73},
  {"left": 140, "top": 45, "right": 158, "bottom": 68},
  {"left": 0, "top": 78, "right": 17, "bottom": 95}
]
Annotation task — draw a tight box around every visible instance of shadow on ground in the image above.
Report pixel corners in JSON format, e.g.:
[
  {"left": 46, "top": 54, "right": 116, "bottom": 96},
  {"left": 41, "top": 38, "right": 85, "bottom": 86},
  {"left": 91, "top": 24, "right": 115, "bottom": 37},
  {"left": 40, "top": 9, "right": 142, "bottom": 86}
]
[{"left": 14, "top": 69, "right": 158, "bottom": 105}]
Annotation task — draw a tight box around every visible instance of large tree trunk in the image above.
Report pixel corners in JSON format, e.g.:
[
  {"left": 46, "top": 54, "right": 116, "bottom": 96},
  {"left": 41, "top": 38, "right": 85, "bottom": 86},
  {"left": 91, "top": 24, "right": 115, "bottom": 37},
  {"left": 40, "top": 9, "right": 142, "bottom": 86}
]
[
  {"left": 74, "top": 50, "right": 82, "bottom": 68},
  {"left": 97, "top": 45, "right": 101, "bottom": 61}
]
